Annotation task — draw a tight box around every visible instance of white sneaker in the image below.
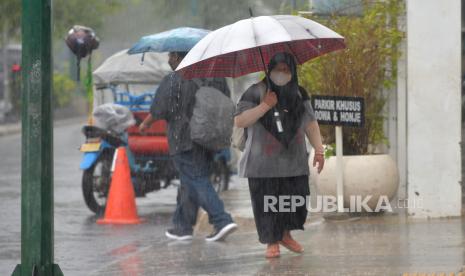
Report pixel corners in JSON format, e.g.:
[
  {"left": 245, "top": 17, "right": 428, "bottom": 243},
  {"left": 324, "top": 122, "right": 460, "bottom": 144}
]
[{"left": 205, "top": 223, "right": 238, "bottom": 242}]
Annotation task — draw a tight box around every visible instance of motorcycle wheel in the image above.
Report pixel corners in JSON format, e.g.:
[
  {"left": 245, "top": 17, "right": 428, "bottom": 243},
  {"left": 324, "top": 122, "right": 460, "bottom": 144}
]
[
  {"left": 210, "top": 159, "right": 230, "bottom": 193},
  {"left": 82, "top": 152, "right": 113, "bottom": 215}
]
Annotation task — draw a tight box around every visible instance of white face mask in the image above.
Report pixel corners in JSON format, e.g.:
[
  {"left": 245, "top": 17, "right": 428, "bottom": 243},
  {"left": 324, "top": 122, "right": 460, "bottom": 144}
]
[{"left": 270, "top": 71, "right": 292, "bottom": 86}]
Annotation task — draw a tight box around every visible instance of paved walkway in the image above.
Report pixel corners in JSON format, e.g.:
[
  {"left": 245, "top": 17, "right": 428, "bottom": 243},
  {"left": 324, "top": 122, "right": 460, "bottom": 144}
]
[
  {"left": 3, "top": 120, "right": 463, "bottom": 275},
  {"left": 96, "top": 177, "right": 465, "bottom": 276}
]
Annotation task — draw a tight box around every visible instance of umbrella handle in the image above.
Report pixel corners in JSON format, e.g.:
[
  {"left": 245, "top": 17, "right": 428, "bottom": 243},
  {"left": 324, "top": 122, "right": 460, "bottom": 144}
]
[
  {"left": 140, "top": 52, "right": 145, "bottom": 65},
  {"left": 250, "top": 8, "right": 273, "bottom": 92},
  {"left": 250, "top": 6, "right": 267, "bottom": 84},
  {"left": 257, "top": 47, "right": 270, "bottom": 87},
  {"left": 253, "top": 25, "right": 284, "bottom": 133},
  {"left": 259, "top": 52, "right": 284, "bottom": 133}
]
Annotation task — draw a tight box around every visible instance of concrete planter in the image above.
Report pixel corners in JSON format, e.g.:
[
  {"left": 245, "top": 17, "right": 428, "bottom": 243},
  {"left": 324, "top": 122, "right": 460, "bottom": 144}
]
[{"left": 312, "top": 154, "right": 399, "bottom": 210}]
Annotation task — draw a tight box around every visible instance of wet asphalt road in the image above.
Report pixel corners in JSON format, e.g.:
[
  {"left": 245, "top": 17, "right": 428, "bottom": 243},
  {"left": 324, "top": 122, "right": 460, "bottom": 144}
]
[
  {"left": 0, "top": 120, "right": 184, "bottom": 275},
  {"left": 2, "top": 120, "right": 465, "bottom": 275},
  {"left": 0, "top": 119, "right": 263, "bottom": 276}
]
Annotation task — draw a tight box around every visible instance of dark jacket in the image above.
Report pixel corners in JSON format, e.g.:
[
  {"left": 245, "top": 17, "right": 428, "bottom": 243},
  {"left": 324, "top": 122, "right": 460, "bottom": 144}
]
[{"left": 150, "top": 72, "right": 230, "bottom": 155}]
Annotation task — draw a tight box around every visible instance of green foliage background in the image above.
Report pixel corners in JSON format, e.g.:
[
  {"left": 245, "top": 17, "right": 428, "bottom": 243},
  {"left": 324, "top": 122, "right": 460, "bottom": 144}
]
[
  {"left": 298, "top": 0, "right": 404, "bottom": 155},
  {"left": 1, "top": 0, "right": 128, "bottom": 114}
]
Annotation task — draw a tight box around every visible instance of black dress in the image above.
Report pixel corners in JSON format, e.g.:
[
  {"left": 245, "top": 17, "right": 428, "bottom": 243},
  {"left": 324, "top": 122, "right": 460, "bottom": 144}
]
[{"left": 248, "top": 175, "right": 310, "bottom": 244}]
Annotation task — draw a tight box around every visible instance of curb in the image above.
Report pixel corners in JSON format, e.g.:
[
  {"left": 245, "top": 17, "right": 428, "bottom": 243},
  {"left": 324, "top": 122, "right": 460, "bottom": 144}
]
[
  {"left": 0, "top": 123, "right": 21, "bottom": 137},
  {"left": 0, "top": 116, "right": 88, "bottom": 137}
]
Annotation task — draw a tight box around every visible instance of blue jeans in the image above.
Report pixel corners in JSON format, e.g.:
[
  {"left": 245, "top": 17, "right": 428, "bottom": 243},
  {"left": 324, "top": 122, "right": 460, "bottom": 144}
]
[{"left": 172, "top": 146, "right": 233, "bottom": 232}]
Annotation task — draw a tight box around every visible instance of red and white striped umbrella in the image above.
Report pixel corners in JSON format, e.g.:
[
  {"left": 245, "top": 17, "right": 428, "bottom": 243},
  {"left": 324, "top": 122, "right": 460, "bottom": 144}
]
[{"left": 176, "top": 15, "right": 346, "bottom": 79}]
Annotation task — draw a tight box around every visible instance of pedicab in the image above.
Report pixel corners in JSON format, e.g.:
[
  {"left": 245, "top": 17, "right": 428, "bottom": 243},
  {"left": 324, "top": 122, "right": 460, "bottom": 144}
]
[{"left": 79, "top": 49, "right": 231, "bottom": 215}]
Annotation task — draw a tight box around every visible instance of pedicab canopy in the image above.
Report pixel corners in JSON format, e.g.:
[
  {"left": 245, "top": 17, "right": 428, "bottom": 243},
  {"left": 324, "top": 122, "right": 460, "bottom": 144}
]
[
  {"left": 92, "top": 49, "right": 171, "bottom": 108},
  {"left": 93, "top": 49, "right": 171, "bottom": 87}
]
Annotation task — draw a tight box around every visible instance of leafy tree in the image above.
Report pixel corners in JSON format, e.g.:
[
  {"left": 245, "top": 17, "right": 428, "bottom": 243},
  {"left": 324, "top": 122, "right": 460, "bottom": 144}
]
[
  {"left": 1, "top": 0, "right": 127, "bottom": 43},
  {"left": 53, "top": 0, "right": 125, "bottom": 38},
  {"left": 1, "top": 0, "right": 129, "bottom": 113},
  {"left": 298, "top": 0, "right": 404, "bottom": 155},
  {"left": 52, "top": 72, "right": 77, "bottom": 108},
  {"left": 0, "top": 0, "right": 21, "bottom": 40}
]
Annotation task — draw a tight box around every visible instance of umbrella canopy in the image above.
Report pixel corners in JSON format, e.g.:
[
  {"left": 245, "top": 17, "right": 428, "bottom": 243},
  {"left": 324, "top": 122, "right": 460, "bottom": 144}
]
[
  {"left": 176, "top": 15, "right": 345, "bottom": 79},
  {"left": 127, "top": 27, "right": 210, "bottom": 54},
  {"left": 93, "top": 49, "right": 171, "bottom": 86}
]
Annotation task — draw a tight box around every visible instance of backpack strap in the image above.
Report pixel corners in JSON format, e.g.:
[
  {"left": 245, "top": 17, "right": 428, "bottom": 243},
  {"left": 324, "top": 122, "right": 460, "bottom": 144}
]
[{"left": 192, "top": 78, "right": 204, "bottom": 88}]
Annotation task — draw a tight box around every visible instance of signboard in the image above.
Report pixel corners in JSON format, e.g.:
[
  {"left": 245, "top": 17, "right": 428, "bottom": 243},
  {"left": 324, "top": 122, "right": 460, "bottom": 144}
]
[{"left": 311, "top": 95, "right": 365, "bottom": 127}]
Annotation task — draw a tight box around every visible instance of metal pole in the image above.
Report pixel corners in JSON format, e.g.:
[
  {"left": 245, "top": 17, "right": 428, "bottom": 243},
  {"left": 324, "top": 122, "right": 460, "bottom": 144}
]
[
  {"left": 335, "top": 126, "right": 344, "bottom": 212},
  {"left": 2, "top": 21, "right": 11, "bottom": 120},
  {"left": 12, "top": 0, "right": 63, "bottom": 275}
]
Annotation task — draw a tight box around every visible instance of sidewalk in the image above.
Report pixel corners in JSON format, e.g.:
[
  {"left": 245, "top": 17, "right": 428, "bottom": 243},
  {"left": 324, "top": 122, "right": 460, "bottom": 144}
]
[{"left": 95, "top": 177, "right": 465, "bottom": 276}]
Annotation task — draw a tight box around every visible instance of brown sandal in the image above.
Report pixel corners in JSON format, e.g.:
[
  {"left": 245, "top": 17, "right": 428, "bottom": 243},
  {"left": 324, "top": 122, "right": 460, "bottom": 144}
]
[
  {"left": 279, "top": 232, "right": 304, "bottom": 253},
  {"left": 265, "top": 243, "right": 280, "bottom": 258}
]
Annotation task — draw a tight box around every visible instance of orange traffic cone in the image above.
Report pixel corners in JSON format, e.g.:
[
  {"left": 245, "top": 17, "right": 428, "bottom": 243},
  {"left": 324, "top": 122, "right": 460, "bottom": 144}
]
[{"left": 97, "top": 147, "right": 143, "bottom": 224}]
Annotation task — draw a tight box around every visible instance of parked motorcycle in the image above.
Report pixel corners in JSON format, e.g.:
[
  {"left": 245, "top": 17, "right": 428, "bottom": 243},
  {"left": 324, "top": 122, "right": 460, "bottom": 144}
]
[{"left": 80, "top": 89, "right": 230, "bottom": 215}]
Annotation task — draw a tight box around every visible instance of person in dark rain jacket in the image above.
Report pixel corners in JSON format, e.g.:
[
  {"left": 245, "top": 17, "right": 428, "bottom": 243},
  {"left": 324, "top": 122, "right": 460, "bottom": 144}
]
[{"left": 140, "top": 51, "right": 237, "bottom": 242}]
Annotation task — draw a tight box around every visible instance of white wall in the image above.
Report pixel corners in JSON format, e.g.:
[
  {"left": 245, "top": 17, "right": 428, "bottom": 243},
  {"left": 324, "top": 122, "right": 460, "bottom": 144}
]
[
  {"left": 406, "top": 0, "right": 462, "bottom": 217},
  {"left": 396, "top": 37, "right": 408, "bottom": 201}
]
